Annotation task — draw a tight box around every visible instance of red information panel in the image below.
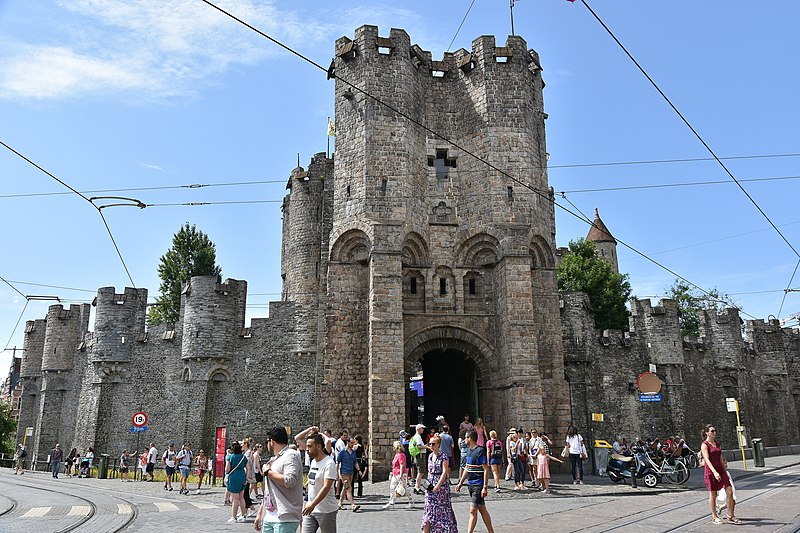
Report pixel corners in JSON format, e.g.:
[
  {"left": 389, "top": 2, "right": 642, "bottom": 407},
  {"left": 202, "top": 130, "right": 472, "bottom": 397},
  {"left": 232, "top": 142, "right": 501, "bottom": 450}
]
[{"left": 214, "top": 426, "right": 227, "bottom": 478}]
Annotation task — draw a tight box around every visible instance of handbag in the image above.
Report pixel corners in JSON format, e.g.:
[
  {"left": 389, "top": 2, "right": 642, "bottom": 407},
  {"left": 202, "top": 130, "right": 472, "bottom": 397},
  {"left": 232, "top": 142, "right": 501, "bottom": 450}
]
[
  {"left": 263, "top": 471, "right": 277, "bottom": 513},
  {"left": 225, "top": 454, "right": 246, "bottom": 486},
  {"left": 560, "top": 445, "right": 569, "bottom": 459}
]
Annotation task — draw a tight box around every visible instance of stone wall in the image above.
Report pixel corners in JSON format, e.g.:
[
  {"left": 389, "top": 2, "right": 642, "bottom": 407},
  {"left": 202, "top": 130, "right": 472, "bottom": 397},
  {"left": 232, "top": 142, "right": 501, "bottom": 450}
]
[{"left": 561, "top": 293, "right": 800, "bottom": 451}]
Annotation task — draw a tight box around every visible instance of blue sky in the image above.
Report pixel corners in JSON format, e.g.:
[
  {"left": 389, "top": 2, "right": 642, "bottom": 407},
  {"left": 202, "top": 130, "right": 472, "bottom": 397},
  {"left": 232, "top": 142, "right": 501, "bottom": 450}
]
[{"left": 2, "top": 0, "right": 800, "bottom": 373}]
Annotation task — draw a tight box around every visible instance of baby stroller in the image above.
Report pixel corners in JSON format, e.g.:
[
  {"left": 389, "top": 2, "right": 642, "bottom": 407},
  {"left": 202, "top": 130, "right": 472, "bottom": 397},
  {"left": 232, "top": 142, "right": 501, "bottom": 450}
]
[{"left": 79, "top": 458, "right": 91, "bottom": 478}]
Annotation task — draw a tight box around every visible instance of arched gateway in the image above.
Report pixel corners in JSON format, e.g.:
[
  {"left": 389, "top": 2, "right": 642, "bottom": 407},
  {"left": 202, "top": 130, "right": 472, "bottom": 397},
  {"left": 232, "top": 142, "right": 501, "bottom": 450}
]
[{"left": 405, "top": 326, "right": 495, "bottom": 431}]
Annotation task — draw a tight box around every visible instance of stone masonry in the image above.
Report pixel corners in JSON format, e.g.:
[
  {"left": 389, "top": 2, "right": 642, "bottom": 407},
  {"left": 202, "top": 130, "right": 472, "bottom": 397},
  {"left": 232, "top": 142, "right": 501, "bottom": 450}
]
[{"left": 13, "top": 27, "right": 799, "bottom": 476}]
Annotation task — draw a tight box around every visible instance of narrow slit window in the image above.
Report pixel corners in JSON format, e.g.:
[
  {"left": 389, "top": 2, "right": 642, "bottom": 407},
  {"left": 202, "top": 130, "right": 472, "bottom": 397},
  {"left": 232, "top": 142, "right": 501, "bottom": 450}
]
[
  {"left": 440, "top": 278, "right": 447, "bottom": 295},
  {"left": 507, "top": 186, "right": 514, "bottom": 199},
  {"left": 410, "top": 277, "right": 417, "bottom": 294},
  {"left": 469, "top": 278, "right": 476, "bottom": 295}
]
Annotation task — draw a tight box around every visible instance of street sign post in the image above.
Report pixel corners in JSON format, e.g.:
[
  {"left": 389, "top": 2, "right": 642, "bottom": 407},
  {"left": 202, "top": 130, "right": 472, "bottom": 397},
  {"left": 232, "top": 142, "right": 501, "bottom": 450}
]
[{"left": 725, "top": 398, "right": 747, "bottom": 470}]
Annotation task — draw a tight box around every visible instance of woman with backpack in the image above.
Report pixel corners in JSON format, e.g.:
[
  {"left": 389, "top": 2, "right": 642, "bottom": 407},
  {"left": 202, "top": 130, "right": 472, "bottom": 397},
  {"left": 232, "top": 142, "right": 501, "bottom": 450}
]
[{"left": 486, "top": 430, "right": 503, "bottom": 493}]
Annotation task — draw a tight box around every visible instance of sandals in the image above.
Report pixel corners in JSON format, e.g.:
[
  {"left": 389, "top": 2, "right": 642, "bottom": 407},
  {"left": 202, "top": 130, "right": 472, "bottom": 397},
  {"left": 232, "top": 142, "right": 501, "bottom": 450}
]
[
  {"left": 711, "top": 517, "right": 723, "bottom": 525},
  {"left": 728, "top": 517, "right": 742, "bottom": 525}
]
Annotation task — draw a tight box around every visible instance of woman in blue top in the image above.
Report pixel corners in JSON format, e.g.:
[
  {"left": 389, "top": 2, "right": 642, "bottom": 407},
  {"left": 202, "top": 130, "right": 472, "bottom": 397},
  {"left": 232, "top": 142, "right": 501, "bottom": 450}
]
[{"left": 226, "top": 441, "right": 248, "bottom": 523}]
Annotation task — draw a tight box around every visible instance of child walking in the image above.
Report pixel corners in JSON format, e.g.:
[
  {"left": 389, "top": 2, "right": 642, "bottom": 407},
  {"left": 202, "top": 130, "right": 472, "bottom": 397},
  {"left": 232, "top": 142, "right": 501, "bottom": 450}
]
[{"left": 536, "top": 445, "right": 563, "bottom": 494}]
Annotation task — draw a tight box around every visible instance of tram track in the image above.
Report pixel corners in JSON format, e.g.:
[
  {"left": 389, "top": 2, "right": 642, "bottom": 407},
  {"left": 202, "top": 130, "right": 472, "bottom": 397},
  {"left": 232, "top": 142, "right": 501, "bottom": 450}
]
[
  {"left": 0, "top": 491, "right": 17, "bottom": 517},
  {"left": 3, "top": 477, "right": 139, "bottom": 532},
  {"left": 582, "top": 466, "right": 800, "bottom": 532}
]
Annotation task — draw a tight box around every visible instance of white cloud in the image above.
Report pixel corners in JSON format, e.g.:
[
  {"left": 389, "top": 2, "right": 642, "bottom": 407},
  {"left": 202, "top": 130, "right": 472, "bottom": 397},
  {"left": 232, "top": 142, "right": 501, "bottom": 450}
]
[
  {"left": 139, "top": 162, "right": 163, "bottom": 171},
  {"left": 0, "top": 0, "right": 334, "bottom": 102}
]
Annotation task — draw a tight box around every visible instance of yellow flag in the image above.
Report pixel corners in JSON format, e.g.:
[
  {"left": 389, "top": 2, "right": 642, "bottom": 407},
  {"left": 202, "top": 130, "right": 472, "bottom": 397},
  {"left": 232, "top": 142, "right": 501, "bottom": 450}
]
[{"left": 327, "top": 117, "right": 336, "bottom": 137}]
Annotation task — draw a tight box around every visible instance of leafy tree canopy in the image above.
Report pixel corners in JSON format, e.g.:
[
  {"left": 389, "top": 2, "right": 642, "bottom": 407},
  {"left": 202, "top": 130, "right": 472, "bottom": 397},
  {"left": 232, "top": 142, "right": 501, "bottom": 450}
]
[
  {"left": 666, "top": 279, "right": 733, "bottom": 337},
  {"left": 0, "top": 402, "right": 17, "bottom": 455},
  {"left": 148, "top": 223, "right": 221, "bottom": 325},
  {"left": 557, "top": 238, "right": 632, "bottom": 331}
]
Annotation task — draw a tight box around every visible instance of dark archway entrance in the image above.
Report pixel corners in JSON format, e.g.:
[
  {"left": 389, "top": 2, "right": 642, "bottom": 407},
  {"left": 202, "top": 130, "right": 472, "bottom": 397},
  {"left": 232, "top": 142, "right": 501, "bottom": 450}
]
[{"left": 414, "top": 349, "right": 479, "bottom": 431}]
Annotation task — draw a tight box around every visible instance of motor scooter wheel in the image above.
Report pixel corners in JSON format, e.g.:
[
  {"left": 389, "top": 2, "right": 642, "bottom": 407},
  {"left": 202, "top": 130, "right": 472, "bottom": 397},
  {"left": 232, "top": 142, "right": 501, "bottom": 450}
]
[
  {"left": 642, "top": 472, "right": 658, "bottom": 488},
  {"left": 608, "top": 471, "right": 622, "bottom": 483}
]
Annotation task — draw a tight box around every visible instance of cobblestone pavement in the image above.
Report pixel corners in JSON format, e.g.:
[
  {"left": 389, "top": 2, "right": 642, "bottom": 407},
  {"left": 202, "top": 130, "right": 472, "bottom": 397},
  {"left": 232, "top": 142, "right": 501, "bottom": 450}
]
[{"left": 1, "top": 455, "right": 798, "bottom": 532}]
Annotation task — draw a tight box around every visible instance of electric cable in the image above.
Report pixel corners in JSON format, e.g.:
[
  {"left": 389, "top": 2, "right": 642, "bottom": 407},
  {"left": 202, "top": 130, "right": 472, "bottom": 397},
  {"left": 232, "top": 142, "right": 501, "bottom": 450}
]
[
  {"left": 446, "top": 0, "right": 478, "bottom": 52},
  {"left": 198, "top": 0, "right": 753, "bottom": 314},
  {"left": 0, "top": 275, "right": 26, "bottom": 299},
  {"left": 577, "top": 0, "right": 800, "bottom": 260},
  {"left": 0, "top": 139, "right": 140, "bottom": 294},
  {"left": 777, "top": 258, "right": 800, "bottom": 319},
  {"left": 3, "top": 299, "right": 29, "bottom": 352},
  {"left": 5, "top": 280, "right": 96, "bottom": 293},
  {"left": 4, "top": 168, "right": 800, "bottom": 202}
]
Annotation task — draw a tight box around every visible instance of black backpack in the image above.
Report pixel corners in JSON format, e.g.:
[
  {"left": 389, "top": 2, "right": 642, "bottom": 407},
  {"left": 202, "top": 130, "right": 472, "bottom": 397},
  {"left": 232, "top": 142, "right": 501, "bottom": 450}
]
[{"left": 490, "top": 440, "right": 503, "bottom": 460}]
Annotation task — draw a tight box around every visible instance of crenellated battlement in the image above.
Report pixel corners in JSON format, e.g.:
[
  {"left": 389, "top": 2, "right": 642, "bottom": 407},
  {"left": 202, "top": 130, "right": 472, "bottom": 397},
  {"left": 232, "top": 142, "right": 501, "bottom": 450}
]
[{"left": 40, "top": 303, "right": 90, "bottom": 372}]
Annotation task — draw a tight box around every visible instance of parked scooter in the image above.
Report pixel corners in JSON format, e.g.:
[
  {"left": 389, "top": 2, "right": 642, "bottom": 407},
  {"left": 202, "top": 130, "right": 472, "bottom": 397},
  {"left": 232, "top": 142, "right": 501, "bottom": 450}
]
[{"left": 607, "top": 445, "right": 661, "bottom": 488}]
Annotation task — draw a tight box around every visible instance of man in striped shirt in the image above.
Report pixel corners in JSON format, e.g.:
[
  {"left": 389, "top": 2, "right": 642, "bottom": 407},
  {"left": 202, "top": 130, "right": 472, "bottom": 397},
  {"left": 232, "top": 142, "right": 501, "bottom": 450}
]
[{"left": 456, "top": 429, "right": 495, "bottom": 533}]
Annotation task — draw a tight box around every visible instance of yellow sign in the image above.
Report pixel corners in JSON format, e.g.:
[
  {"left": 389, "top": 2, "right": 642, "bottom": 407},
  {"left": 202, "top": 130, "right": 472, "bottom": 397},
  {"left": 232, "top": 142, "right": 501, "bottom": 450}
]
[{"left": 592, "top": 413, "right": 604, "bottom": 422}]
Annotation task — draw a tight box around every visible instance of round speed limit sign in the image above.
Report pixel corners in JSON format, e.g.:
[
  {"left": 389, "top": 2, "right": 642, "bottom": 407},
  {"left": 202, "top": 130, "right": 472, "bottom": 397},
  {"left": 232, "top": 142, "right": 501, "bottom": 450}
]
[{"left": 132, "top": 411, "right": 148, "bottom": 427}]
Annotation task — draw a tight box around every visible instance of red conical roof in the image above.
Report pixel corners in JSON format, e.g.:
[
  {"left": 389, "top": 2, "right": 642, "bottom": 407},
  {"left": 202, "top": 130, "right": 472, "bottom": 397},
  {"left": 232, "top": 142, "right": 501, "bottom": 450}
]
[{"left": 586, "top": 208, "right": 616, "bottom": 243}]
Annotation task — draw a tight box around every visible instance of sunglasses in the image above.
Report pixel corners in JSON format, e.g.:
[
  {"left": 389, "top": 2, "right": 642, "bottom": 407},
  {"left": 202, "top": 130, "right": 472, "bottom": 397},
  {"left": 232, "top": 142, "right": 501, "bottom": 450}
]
[{"left": 709, "top": 429, "right": 717, "bottom": 433}]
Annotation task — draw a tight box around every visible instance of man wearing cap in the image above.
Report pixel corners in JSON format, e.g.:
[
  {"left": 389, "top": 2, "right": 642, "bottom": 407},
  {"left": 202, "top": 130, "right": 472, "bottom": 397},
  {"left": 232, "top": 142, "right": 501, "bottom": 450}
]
[
  {"left": 411, "top": 423, "right": 429, "bottom": 494},
  {"left": 50, "top": 443, "right": 63, "bottom": 478},
  {"left": 176, "top": 442, "right": 193, "bottom": 495},
  {"left": 163, "top": 443, "right": 177, "bottom": 491}
]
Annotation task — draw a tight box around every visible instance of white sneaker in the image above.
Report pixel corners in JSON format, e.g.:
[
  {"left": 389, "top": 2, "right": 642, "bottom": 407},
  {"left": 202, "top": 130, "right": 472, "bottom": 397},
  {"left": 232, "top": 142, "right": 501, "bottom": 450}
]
[
  {"left": 236, "top": 516, "right": 246, "bottom": 523},
  {"left": 382, "top": 503, "right": 393, "bottom": 509},
  {"left": 227, "top": 517, "right": 237, "bottom": 523},
  {"left": 195, "top": 490, "right": 201, "bottom": 495}
]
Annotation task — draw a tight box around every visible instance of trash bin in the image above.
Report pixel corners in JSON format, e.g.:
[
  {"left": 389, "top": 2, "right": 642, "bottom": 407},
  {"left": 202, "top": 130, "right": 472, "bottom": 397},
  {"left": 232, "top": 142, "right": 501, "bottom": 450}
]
[
  {"left": 593, "top": 439, "right": 613, "bottom": 476},
  {"left": 751, "top": 438, "right": 765, "bottom": 467},
  {"left": 98, "top": 454, "right": 110, "bottom": 479}
]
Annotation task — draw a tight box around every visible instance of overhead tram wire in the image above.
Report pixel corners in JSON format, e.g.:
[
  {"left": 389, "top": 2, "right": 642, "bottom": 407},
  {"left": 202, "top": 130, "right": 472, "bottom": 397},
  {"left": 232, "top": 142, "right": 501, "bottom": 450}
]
[
  {"left": 777, "top": 258, "right": 800, "bottom": 319},
  {"left": 577, "top": 0, "right": 800, "bottom": 261},
  {"left": 3, "top": 299, "right": 30, "bottom": 352},
  {"left": 198, "top": 0, "right": 751, "bottom": 315},
  {"left": 446, "top": 0, "right": 478, "bottom": 53},
  {"left": 5, "top": 166, "right": 800, "bottom": 202},
  {"left": 0, "top": 140, "right": 140, "bottom": 295}
]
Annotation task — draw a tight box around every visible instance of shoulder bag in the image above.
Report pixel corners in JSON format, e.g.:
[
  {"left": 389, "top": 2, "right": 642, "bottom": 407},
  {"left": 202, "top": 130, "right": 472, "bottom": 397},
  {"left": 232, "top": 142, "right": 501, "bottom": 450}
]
[{"left": 224, "top": 454, "right": 245, "bottom": 486}]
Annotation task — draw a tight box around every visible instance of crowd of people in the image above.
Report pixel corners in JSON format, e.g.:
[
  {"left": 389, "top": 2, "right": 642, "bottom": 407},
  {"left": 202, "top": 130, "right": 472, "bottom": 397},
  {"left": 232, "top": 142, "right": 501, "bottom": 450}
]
[{"left": 11, "top": 415, "right": 744, "bottom": 531}]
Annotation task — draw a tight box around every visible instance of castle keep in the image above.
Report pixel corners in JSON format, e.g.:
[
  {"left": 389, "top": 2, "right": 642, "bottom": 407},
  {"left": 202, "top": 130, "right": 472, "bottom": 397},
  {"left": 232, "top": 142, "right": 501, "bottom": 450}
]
[{"left": 14, "top": 27, "right": 800, "bottom": 476}]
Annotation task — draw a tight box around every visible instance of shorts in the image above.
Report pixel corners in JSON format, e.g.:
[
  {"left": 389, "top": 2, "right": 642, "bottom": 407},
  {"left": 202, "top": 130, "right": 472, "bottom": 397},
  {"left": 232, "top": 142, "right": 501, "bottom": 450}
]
[
  {"left": 301, "top": 511, "right": 338, "bottom": 533},
  {"left": 414, "top": 454, "right": 426, "bottom": 472},
  {"left": 146, "top": 463, "right": 155, "bottom": 473},
  {"left": 179, "top": 465, "right": 190, "bottom": 478},
  {"left": 120, "top": 467, "right": 128, "bottom": 473},
  {"left": 340, "top": 473, "right": 353, "bottom": 491},
  {"left": 261, "top": 522, "right": 299, "bottom": 533},
  {"left": 468, "top": 484, "right": 485, "bottom": 506},
  {"left": 165, "top": 466, "right": 175, "bottom": 476},
  {"left": 489, "top": 456, "right": 503, "bottom": 465},
  {"left": 255, "top": 472, "right": 263, "bottom": 483}
]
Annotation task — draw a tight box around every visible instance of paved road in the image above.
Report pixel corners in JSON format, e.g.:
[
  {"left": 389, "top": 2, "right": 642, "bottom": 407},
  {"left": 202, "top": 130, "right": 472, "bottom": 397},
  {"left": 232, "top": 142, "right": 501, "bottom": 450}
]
[{"left": 1, "top": 455, "right": 798, "bottom": 532}]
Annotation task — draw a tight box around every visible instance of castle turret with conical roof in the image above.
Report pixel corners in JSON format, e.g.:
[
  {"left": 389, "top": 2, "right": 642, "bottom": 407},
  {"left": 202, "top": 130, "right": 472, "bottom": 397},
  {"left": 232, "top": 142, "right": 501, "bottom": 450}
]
[{"left": 586, "top": 208, "right": 618, "bottom": 274}]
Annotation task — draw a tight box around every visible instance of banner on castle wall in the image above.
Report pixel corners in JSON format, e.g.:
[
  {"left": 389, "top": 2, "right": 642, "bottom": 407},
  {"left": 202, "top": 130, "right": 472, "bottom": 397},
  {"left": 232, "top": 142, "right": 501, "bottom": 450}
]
[{"left": 214, "top": 426, "right": 226, "bottom": 478}]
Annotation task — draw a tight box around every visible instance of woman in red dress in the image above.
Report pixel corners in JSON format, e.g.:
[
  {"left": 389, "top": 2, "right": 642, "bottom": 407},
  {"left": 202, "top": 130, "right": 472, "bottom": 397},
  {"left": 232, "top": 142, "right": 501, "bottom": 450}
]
[{"left": 700, "top": 424, "right": 740, "bottom": 524}]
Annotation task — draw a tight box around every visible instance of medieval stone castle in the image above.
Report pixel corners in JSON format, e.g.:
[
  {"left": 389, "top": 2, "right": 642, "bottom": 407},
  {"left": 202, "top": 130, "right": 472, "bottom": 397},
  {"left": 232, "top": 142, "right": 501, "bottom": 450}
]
[{"left": 13, "top": 26, "right": 799, "bottom": 476}]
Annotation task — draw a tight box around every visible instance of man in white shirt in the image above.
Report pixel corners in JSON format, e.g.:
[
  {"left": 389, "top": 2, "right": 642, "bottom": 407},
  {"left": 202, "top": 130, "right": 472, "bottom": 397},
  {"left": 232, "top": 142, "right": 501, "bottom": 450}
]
[
  {"left": 412, "top": 424, "right": 429, "bottom": 494},
  {"left": 302, "top": 433, "right": 338, "bottom": 533},
  {"left": 146, "top": 442, "right": 157, "bottom": 481},
  {"left": 162, "top": 443, "right": 177, "bottom": 491}
]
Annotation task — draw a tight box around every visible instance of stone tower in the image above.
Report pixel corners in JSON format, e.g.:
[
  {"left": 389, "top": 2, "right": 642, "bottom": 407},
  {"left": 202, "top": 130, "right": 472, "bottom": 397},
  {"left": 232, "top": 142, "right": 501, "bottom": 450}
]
[
  {"left": 586, "top": 208, "right": 618, "bottom": 274},
  {"left": 324, "top": 26, "right": 570, "bottom": 476},
  {"left": 31, "top": 303, "right": 90, "bottom": 457}
]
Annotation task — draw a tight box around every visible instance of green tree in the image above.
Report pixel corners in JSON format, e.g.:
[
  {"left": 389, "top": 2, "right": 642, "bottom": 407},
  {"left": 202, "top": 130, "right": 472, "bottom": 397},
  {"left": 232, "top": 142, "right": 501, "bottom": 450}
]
[
  {"left": 0, "top": 402, "right": 17, "bottom": 454},
  {"left": 148, "top": 223, "right": 221, "bottom": 325},
  {"left": 557, "top": 238, "right": 632, "bottom": 330},
  {"left": 666, "top": 279, "right": 732, "bottom": 337}
]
